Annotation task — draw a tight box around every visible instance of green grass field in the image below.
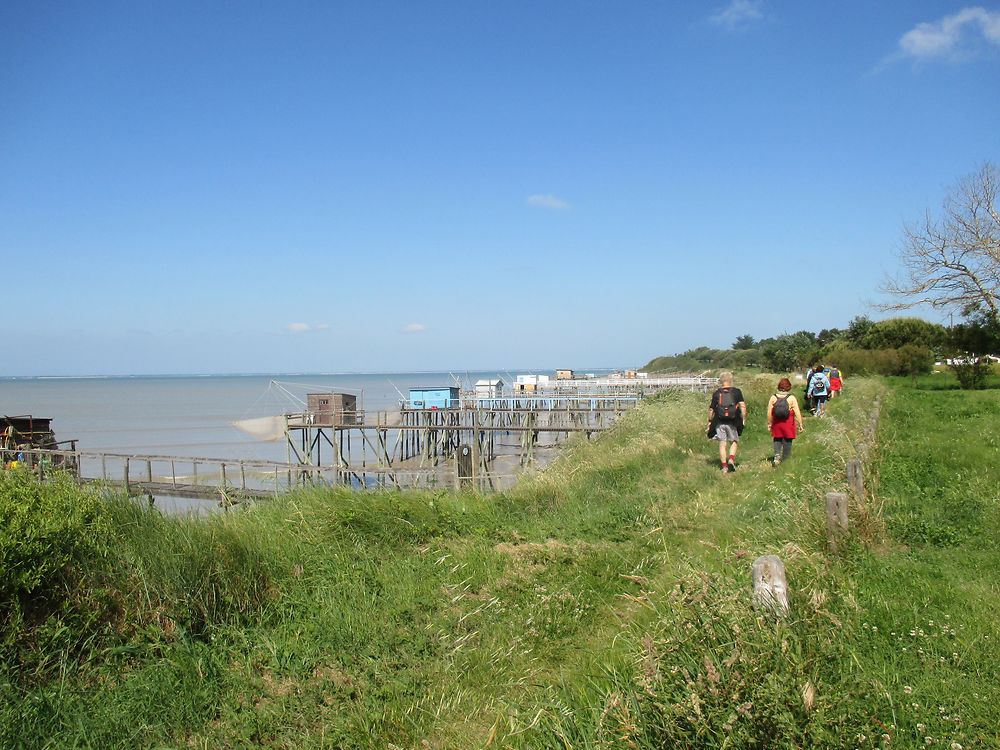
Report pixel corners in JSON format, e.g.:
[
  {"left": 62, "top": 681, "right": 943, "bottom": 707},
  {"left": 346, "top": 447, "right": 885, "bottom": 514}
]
[{"left": 2, "top": 374, "right": 998, "bottom": 748}]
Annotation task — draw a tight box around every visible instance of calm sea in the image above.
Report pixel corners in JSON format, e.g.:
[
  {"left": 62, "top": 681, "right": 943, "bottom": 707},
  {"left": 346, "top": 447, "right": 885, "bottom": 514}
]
[{"left": 1, "top": 370, "right": 611, "bottom": 462}]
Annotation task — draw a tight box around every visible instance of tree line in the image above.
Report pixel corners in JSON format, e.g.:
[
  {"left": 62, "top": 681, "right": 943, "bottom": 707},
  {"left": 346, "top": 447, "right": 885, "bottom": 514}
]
[
  {"left": 645, "top": 162, "right": 1000, "bottom": 389},
  {"left": 642, "top": 315, "right": 961, "bottom": 377}
]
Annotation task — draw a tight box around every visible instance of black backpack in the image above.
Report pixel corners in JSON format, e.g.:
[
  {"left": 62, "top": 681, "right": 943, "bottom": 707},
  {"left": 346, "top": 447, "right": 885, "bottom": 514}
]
[
  {"left": 714, "top": 389, "right": 739, "bottom": 421},
  {"left": 772, "top": 394, "right": 790, "bottom": 420}
]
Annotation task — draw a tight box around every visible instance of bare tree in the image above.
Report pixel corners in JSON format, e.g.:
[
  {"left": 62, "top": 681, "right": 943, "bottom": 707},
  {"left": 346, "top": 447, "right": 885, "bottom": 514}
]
[{"left": 880, "top": 163, "right": 1000, "bottom": 323}]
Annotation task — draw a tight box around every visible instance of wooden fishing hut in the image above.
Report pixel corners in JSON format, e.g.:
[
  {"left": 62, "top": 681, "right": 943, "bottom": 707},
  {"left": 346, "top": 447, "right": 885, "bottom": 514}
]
[
  {"left": 279, "top": 377, "right": 681, "bottom": 492},
  {"left": 306, "top": 393, "right": 357, "bottom": 425},
  {"left": 474, "top": 379, "right": 504, "bottom": 398}
]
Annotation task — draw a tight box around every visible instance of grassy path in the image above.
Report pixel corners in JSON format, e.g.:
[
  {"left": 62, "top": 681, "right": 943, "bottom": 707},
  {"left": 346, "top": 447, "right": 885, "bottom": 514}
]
[{"left": 2, "top": 375, "right": 998, "bottom": 748}]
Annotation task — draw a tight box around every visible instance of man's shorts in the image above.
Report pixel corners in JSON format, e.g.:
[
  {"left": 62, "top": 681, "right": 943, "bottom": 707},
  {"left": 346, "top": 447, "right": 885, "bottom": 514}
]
[{"left": 712, "top": 423, "right": 739, "bottom": 442}]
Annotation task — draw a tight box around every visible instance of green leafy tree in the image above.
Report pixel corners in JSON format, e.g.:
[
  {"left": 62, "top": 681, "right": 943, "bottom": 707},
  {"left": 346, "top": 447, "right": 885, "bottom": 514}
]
[
  {"left": 760, "top": 331, "right": 817, "bottom": 372},
  {"left": 862, "top": 317, "right": 947, "bottom": 351},
  {"left": 844, "top": 315, "right": 875, "bottom": 347},
  {"left": 948, "top": 314, "right": 1000, "bottom": 356},
  {"left": 732, "top": 334, "right": 756, "bottom": 350},
  {"left": 816, "top": 328, "right": 843, "bottom": 347}
]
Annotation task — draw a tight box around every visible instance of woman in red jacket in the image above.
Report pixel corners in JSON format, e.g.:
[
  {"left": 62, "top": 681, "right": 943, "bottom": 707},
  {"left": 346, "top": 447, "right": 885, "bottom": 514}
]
[{"left": 767, "top": 377, "right": 805, "bottom": 466}]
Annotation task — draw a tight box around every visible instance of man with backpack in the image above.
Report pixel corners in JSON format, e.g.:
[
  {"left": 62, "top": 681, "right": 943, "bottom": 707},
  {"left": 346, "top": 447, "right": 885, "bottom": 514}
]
[
  {"left": 707, "top": 371, "right": 747, "bottom": 473},
  {"left": 808, "top": 364, "right": 831, "bottom": 417}
]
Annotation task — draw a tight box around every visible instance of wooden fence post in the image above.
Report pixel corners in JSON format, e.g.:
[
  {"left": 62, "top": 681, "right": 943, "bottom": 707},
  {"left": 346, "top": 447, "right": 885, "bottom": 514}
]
[
  {"left": 751, "top": 555, "right": 789, "bottom": 619},
  {"left": 456, "top": 444, "right": 473, "bottom": 489},
  {"left": 825, "top": 492, "right": 849, "bottom": 551},
  {"left": 846, "top": 459, "right": 865, "bottom": 501}
]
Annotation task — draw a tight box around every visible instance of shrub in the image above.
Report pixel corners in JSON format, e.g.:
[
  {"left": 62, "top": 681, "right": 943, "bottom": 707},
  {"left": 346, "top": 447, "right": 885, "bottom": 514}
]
[
  {"left": 0, "top": 472, "right": 112, "bottom": 672},
  {"left": 827, "top": 347, "right": 932, "bottom": 377},
  {"left": 950, "top": 359, "right": 991, "bottom": 389},
  {"left": 0, "top": 471, "right": 108, "bottom": 608}
]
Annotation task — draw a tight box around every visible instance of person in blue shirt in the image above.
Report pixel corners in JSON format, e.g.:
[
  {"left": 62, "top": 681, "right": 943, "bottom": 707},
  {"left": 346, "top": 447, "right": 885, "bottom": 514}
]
[{"left": 808, "top": 365, "right": 831, "bottom": 417}]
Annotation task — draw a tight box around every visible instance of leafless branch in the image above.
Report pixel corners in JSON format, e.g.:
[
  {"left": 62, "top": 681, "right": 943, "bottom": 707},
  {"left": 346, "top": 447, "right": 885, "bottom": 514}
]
[{"left": 879, "top": 163, "right": 1000, "bottom": 321}]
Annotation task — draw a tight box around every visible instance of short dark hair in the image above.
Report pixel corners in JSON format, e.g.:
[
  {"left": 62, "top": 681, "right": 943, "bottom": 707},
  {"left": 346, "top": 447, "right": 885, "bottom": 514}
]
[{"left": 778, "top": 378, "right": 792, "bottom": 391}]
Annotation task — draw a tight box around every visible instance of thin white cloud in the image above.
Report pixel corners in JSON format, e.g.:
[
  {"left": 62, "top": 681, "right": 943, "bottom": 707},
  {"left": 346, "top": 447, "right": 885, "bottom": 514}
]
[
  {"left": 709, "top": 0, "right": 764, "bottom": 30},
  {"left": 896, "top": 6, "right": 1000, "bottom": 60},
  {"left": 526, "top": 193, "right": 571, "bottom": 210},
  {"left": 401, "top": 323, "right": 427, "bottom": 334},
  {"left": 286, "top": 322, "right": 329, "bottom": 333}
]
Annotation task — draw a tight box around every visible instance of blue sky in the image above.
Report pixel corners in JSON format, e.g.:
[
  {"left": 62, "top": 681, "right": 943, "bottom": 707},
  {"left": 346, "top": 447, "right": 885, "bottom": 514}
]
[{"left": 1, "top": 1, "right": 998, "bottom": 376}]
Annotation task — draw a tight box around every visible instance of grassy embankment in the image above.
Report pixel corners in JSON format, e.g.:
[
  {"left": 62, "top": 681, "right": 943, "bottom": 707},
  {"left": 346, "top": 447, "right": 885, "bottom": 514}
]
[{"left": 2, "top": 374, "right": 998, "bottom": 748}]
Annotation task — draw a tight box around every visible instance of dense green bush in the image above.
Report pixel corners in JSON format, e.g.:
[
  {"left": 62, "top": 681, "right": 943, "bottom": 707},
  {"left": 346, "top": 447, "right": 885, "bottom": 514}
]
[
  {"left": 862, "top": 317, "right": 947, "bottom": 351},
  {"left": 0, "top": 471, "right": 108, "bottom": 608},
  {"left": 950, "top": 359, "right": 992, "bottom": 389},
  {"left": 826, "top": 346, "right": 933, "bottom": 376},
  {"left": 0, "top": 471, "right": 113, "bottom": 674}
]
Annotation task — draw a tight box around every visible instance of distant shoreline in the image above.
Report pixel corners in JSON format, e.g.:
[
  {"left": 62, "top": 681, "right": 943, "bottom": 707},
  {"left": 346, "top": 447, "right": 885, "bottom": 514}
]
[{"left": 0, "top": 367, "right": 620, "bottom": 381}]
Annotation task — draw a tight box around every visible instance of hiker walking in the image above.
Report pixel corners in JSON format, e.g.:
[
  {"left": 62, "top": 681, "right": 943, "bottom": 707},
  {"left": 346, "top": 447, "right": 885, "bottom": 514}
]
[
  {"left": 707, "top": 371, "right": 747, "bottom": 473},
  {"left": 808, "top": 365, "right": 831, "bottom": 417},
  {"left": 829, "top": 364, "right": 844, "bottom": 398},
  {"left": 767, "top": 377, "right": 805, "bottom": 466},
  {"left": 804, "top": 364, "right": 821, "bottom": 412}
]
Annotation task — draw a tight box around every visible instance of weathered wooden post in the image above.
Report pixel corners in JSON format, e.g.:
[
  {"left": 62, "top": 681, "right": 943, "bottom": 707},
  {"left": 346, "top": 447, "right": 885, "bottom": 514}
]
[
  {"left": 825, "top": 492, "right": 849, "bottom": 551},
  {"left": 456, "top": 444, "right": 473, "bottom": 489},
  {"left": 471, "top": 411, "right": 481, "bottom": 490},
  {"left": 751, "top": 555, "right": 789, "bottom": 618},
  {"left": 846, "top": 459, "right": 865, "bottom": 500}
]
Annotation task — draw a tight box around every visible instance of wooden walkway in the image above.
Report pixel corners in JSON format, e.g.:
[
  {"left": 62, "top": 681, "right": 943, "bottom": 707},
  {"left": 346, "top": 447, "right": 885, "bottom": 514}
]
[{"left": 6, "top": 378, "right": 719, "bottom": 502}]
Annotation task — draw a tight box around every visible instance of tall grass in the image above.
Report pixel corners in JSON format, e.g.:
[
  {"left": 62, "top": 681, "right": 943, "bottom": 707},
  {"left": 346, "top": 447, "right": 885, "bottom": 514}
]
[{"left": 1, "top": 375, "right": 997, "bottom": 748}]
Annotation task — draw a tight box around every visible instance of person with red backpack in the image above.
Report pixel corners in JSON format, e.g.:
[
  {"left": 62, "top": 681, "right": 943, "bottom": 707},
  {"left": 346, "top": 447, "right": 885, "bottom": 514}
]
[
  {"left": 767, "top": 377, "right": 805, "bottom": 466},
  {"left": 829, "top": 365, "right": 844, "bottom": 398},
  {"left": 707, "top": 371, "right": 747, "bottom": 473}
]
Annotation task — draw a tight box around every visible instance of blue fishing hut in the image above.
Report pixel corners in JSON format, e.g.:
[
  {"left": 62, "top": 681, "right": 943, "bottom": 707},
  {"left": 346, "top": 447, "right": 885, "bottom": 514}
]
[{"left": 408, "top": 386, "right": 460, "bottom": 409}]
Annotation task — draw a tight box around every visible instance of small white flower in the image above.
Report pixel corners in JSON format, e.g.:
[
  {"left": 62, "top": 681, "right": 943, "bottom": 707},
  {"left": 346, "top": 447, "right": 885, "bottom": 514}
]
[
  {"left": 951, "top": 742, "right": 963, "bottom": 749},
  {"left": 903, "top": 686, "right": 913, "bottom": 694},
  {"left": 917, "top": 724, "right": 925, "bottom": 732}
]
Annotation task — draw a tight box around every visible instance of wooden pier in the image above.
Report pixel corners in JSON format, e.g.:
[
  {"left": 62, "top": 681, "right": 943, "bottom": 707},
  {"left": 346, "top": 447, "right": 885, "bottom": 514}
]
[{"left": 3, "top": 376, "right": 719, "bottom": 504}]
